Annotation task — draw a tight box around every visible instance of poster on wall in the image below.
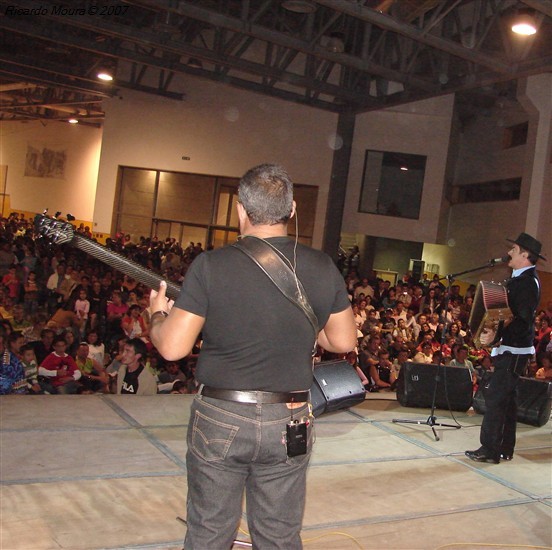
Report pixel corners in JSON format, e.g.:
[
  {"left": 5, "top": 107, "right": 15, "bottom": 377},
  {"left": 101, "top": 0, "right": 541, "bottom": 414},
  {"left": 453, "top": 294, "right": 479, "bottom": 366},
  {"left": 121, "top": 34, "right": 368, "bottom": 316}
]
[{"left": 24, "top": 144, "right": 67, "bottom": 178}]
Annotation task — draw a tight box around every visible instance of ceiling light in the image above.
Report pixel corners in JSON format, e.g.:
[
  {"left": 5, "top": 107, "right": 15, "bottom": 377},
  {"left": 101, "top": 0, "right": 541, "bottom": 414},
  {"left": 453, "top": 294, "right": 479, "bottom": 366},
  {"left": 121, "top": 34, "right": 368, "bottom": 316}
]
[
  {"left": 187, "top": 58, "right": 203, "bottom": 69},
  {"left": 96, "top": 66, "right": 114, "bottom": 81},
  {"left": 511, "top": 11, "right": 537, "bottom": 35},
  {"left": 326, "top": 32, "right": 345, "bottom": 54},
  {"left": 68, "top": 118, "right": 79, "bottom": 124},
  {"left": 281, "top": 1, "right": 317, "bottom": 14},
  {"left": 400, "top": 166, "right": 408, "bottom": 171}
]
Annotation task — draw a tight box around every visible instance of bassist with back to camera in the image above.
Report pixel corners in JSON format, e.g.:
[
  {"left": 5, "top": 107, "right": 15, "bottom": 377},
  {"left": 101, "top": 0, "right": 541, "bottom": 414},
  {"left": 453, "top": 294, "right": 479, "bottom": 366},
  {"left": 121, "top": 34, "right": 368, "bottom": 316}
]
[{"left": 466, "top": 232, "right": 544, "bottom": 464}]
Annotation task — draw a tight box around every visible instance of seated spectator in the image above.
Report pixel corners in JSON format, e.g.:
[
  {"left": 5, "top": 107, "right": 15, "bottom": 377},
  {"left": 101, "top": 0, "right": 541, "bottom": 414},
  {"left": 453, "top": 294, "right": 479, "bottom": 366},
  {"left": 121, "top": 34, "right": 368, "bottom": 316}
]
[
  {"left": 457, "top": 296, "right": 473, "bottom": 326},
  {"left": 8, "top": 330, "right": 25, "bottom": 358},
  {"left": 381, "top": 288, "right": 398, "bottom": 310},
  {"left": 46, "top": 263, "right": 74, "bottom": 314},
  {"left": 427, "top": 312, "right": 441, "bottom": 332},
  {"left": 413, "top": 342, "right": 434, "bottom": 364},
  {"left": 448, "top": 322, "right": 465, "bottom": 347},
  {"left": 409, "top": 285, "right": 424, "bottom": 314},
  {"left": 158, "top": 360, "right": 189, "bottom": 393},
  {"left": 106, "top": 290, "right": 128, "bottom": 338},
  {"left": 185, "top": 362, "right": 200, "bottom": 394},
  {"left": 75, "top": 342, "right": 109, "bottom": 393},
  {"left": 449, "top": 344, "right": 475, "bottom": 380},
  {"left": 359, "top": 334, "right": 381, "bottom": 378},
  {"left": 473, "top": 355, "right": 493, "bottom": 386},
  {"left": 74, "top": 288, "right": 90, "bottom": 338},
  {"left": 416, "top": 333, "right": 440, "bottom": 354},
  {"left": 2, "top": 265, "right": 20, "bottom": 300},
  {"left": 46, "top": 305, "right": 79, "bottom": 333},
  {"left": 391, "top": 347, "right": 410, "bottom": 381},
  {"left": 535, "top": 353, "right": 552, "bottom": 382},
  {"left": 31, "top": 328, "right": 55, "bottom": 364},
  {"left": 370, "top": 349, "right": 395, "bottom": 390},
  {"left": 10, "top": 304, "right": 31, "bottom": 332},
  {"left": 419, "top": 288, "right": 439, "bottom": 316},
  {"left": 392, "top": 301, "right": 408, "bottom": 323},
  {"left": 87, "top": 280, "right": 106, "bottom": 331},
  {"left": 352, "top": 304, "right": 364, "bottom": 331},
  {"left": 0, "top": 295, "right": 15, "bottom": 321},
  {"left": 170, "top": 380, "right": 190, "bottom": 394},
  {"left": 535, "top": 316, "right": 551, "bottom": 358},
  {"left": 23, "top": 270, "right": 40, "bottom": 315},
  {"left": 86, "top": 330, "right": 105, "bottom": 367},
  {"left": 0, "top": 330, "right": 25, "bottom": 394},
  {"left": 392, "top": 318, "right": 412, "bottom": 342},
  {"left": 388, "top": 334, "right": 406, "bottom": 360},
  {"left": 354, "top": 277, "right": 374, "bottom": 301},
  {"left": 121, "top": 304, "right": 148, "bottom": 341},
  {"left": 38, "top": 335, "right": 82, "bottom": 394},
  {"left": 63, "top": 329, "right": 79, "bottom": 358},
  {"left": 19, "top": 344, "right": 42, "bottom": 394},
  {"left": 22, "top": 313, "right": 48, "bottom": 344},
  {"left": 116, "top": 338, "right": 157, "bottom": 395}
]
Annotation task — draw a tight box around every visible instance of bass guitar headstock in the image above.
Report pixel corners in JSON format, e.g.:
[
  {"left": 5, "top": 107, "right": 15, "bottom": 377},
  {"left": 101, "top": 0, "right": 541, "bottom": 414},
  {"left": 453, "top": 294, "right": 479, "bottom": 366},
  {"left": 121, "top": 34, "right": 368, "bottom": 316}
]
[{"left": 34, "top": 211, "right": 76, "bottom": 245}]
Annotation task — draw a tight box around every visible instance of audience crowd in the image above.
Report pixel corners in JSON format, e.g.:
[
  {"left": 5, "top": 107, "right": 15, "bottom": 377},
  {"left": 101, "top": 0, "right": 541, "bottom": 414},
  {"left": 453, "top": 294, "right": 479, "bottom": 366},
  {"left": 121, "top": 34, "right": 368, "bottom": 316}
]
[{"left": 1, "top": 211, "right": 551, "bottom": 397}]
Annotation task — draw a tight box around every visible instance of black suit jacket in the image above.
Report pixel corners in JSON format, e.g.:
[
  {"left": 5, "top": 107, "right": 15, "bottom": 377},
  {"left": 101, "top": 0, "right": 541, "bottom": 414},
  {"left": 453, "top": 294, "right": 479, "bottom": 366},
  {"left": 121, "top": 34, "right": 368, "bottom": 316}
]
[{"left": 501, "top": 266, "right": 540, "bottom": 348}]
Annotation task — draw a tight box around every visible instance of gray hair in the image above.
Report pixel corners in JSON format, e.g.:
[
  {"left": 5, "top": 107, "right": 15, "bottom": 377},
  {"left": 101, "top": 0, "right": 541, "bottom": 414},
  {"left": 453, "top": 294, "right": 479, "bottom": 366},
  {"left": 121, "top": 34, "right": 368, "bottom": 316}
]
[{"left": 238, "top": 164, "right": 293, "bottom": 226}]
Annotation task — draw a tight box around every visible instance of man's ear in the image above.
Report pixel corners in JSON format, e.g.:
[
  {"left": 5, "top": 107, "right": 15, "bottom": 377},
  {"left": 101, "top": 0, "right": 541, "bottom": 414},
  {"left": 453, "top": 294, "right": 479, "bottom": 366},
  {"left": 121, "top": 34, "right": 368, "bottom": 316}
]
[{"left": 236, "top": 201, "right": 247, "bottom": 222}]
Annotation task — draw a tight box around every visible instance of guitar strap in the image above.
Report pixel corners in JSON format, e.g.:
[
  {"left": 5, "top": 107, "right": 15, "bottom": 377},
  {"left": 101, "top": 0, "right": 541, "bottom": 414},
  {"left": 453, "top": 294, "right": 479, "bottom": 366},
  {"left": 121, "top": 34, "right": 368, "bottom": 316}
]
[{"left": 232, "top": 236, "right": 319, "bottom": 343}]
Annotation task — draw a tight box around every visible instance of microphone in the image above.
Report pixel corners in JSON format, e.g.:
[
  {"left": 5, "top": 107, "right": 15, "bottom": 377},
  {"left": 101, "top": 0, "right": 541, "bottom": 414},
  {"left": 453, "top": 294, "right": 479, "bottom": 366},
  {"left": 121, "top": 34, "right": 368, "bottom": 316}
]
[{"left": 489, "top": 255, "right": 510, "bottom": 266}]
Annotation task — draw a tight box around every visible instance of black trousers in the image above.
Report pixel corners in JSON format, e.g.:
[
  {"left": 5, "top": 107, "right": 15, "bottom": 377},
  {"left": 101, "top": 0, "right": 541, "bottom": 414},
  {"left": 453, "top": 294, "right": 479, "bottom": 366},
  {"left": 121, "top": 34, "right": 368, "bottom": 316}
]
[{"left": 480, "top": 352, "right": 531, "bottom": 455}]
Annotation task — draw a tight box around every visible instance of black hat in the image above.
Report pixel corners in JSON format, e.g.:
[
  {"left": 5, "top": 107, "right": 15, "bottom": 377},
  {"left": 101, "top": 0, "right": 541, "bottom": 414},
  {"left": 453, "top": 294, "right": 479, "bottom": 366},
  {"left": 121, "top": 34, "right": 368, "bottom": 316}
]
[{"left": 507, "top": 232, "right": 546, "bottom": 261}]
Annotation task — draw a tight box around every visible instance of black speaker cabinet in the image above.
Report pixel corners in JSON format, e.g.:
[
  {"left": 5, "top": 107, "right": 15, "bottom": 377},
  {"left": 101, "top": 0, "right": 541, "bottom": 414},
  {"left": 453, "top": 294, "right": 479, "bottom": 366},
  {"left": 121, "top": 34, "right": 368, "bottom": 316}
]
[
  {"left": 396, "top": 362, "right": 473, "bottom": 412},
  {"left": 473, "top": 375, "right": 552, "bottom": 427},
  {"left": 411, "top": 260, "right": 425, "bottom": 282},
  {"left": 310, "top": 360, "right": 366, "bottom": 417}
]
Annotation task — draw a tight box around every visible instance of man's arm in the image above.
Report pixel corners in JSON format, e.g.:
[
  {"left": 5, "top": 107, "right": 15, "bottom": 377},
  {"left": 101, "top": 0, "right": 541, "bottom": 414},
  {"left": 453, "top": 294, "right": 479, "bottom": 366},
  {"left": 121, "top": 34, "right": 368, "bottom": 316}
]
[
  {"left": 149, "top": 281, "right": 205, "bottom": 361},
  {"left": 317, "top": 307, "right": 357, "bottom": 353}
]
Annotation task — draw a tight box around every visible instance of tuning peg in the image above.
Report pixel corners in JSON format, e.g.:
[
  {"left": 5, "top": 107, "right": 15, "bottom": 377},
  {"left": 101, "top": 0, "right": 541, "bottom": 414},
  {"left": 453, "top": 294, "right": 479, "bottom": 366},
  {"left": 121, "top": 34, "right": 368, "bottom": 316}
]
[
  {"left": 54, "top": 211, "right": 62, "bottom": 218},
  {"left": 67, "top": 213, "right": 75, "bottom": 221},
  {"left": 42, "top": 208, "right": 49, "bottom": 215}
]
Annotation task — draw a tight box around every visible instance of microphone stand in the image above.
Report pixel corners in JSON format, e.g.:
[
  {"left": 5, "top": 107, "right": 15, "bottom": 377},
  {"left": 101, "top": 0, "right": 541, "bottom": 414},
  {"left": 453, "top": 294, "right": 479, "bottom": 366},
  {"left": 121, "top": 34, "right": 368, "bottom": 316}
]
[{"left": 392, "top": 259, "right": 499, "bottom": 441}]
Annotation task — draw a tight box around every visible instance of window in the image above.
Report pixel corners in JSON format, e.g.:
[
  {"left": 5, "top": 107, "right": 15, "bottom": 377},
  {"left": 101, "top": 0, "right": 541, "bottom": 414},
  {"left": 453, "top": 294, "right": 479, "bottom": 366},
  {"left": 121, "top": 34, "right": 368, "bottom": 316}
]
[
  {"left": 453, "top": 177, "right": 521, "bottom": 203},
  {"left": 359, "top": 150, "right": 426, "bottom": 219},
  {"left": 503, "top": 122, "right": 528, "bottom": 149}
]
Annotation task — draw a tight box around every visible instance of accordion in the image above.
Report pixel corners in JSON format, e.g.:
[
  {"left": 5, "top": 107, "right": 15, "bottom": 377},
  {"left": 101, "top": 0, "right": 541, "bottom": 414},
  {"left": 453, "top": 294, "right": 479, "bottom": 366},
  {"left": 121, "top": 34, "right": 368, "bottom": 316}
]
[{"left": 469, "top": 281, "right": 512, "bottom": 348}]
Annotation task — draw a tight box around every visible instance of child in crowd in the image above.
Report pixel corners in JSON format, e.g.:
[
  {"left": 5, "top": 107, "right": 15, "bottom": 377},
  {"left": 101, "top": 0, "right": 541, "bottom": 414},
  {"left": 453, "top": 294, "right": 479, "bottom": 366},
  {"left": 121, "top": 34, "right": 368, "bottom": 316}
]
[
  {"left": 19, "top": 344, "right": 42, "bottom": 394},
  {"left": 74, "top": 289, "right": 90, "bottom": 338}
]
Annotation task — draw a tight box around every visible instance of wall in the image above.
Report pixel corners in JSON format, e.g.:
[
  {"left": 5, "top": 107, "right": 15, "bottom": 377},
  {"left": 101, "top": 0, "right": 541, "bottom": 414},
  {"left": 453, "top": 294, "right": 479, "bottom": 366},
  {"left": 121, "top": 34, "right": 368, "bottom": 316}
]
[
  {"left": 94, "top": 76, "right": 339, "bottom": 246},
  {"left": 342, "top": 94, "right": 455, "bottom": 244},
  {"left": 0, "top": 121, "right": 102, "bottom": 221}
]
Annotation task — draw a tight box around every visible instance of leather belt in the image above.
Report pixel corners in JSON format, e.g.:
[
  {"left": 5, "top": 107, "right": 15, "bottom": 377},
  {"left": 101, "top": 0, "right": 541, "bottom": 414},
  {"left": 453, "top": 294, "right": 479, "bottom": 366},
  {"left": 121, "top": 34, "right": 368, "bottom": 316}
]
[{"left": 200, "top": 386, "right": 309, "bottom": 404}]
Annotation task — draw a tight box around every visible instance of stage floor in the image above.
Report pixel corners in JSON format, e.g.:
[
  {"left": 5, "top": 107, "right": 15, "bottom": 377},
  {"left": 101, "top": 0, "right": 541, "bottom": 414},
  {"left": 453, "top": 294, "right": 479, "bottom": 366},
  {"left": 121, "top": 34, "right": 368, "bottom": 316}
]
[{"left": 1, "top": 393, "right": 551, "bottom": 550}]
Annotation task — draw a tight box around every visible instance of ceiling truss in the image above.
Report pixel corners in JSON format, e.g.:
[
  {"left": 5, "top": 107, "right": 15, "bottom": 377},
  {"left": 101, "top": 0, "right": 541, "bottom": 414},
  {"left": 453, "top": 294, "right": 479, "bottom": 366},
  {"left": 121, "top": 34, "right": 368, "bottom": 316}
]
[{"left": 0, "top": 0, "right": 550, "bottom": 124}]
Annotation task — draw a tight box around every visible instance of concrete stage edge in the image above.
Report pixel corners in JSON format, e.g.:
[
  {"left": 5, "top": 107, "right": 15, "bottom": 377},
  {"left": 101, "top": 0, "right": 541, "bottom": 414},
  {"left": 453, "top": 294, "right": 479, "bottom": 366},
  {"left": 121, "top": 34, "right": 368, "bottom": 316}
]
[{"left": 1, "top": 394, "right": 550, "bottom": 550}]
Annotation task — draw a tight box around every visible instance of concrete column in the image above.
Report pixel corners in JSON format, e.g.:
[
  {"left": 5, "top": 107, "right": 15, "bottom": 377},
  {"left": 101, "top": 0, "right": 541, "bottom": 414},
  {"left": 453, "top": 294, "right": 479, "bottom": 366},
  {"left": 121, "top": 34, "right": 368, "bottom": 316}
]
[
  {"left": 518, "top": 74, "right": 552, "bottom": 262},
  {"left": 322, "top": 111, "right": 356, "bottom": 260}
]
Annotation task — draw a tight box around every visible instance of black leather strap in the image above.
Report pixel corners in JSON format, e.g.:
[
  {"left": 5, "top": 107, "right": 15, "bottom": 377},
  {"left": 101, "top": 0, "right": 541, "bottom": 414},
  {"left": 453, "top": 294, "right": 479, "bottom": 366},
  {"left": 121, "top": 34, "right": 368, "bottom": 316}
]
[
  {"left": 200, "top": 386, "right": 310, "bottom": 404},
  {"left": 232, "top": 236, "right": 319, "bottom": 336}
]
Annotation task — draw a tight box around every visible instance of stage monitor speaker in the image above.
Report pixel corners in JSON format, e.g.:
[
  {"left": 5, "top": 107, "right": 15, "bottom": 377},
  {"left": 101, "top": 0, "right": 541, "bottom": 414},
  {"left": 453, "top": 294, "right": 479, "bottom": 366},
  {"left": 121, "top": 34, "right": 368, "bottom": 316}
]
[
  {"left": 396, "top": 362, "right": 473, "bottom": 412},
  {"left": 310, "top": 360, "right": 366, "bottom": 417},
  {"left": 473, "top": 375, "right": 552, "bottom": 427}
]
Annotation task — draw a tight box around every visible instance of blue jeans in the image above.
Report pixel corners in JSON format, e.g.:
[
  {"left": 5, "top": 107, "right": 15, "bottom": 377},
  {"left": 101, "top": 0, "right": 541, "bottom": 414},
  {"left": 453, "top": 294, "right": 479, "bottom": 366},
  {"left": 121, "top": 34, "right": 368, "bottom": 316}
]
[{"left": 184, "top": 395, "right": 313, "bottom": 550}]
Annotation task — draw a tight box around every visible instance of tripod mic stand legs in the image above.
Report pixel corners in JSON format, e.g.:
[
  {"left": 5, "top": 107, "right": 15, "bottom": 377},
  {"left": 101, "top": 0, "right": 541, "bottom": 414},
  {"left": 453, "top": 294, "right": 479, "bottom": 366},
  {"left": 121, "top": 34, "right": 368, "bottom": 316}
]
[{"left": 392, "top": 416, "right": 461, "bottom": 441}]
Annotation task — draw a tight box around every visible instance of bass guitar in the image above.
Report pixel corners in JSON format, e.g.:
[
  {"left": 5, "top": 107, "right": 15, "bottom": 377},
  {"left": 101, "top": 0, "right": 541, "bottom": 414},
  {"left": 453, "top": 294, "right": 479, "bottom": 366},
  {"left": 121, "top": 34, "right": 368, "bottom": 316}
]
[{"left": 34, "top": 214, "right": 181, "bottom": 299}]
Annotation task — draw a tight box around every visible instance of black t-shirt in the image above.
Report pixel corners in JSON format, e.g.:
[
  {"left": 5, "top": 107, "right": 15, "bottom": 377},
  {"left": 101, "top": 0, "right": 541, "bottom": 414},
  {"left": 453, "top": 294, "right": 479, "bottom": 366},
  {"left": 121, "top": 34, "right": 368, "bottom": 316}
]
[
  {"left": 121, "top": 365, "right": 144, "bottom": 394},
  {"left": 174, "top": 237, "right": 350, "bottom": 392}
]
